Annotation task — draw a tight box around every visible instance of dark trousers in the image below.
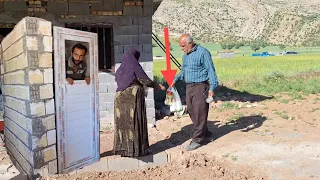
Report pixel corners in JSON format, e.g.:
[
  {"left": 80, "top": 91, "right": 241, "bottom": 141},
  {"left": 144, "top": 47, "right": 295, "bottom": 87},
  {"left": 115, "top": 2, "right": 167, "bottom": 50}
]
[{"left": 186, "top": 83, "right": 210, "bottom": 143}]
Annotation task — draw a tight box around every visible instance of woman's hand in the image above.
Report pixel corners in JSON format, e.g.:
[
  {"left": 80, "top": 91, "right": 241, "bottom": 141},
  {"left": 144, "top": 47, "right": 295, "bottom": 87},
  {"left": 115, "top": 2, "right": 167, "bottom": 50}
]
[{"left": 158, "top": 84, "right": 166, "bottom": 91}]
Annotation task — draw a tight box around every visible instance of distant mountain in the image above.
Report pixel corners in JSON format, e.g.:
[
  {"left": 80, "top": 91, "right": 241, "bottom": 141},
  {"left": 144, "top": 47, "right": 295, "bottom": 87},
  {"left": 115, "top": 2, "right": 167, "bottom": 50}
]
[{"left": 153, "top": 0, "right": 320, "bottom": 46}]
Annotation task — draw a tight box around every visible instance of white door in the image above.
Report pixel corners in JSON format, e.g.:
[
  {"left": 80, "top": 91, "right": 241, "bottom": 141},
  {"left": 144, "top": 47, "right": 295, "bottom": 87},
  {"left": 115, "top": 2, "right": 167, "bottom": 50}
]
[{"left": 53, "top": 27, "right": 100, "bottom": 173}]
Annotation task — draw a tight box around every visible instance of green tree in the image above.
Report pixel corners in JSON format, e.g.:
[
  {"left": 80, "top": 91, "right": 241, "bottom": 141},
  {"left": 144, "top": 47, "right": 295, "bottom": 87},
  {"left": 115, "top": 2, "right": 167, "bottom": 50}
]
[
  {"left": 250, "top": 43, "right": 260, "bottom": 52},
  {"left": 234, "top": 42, "right": 244, "bottom": 49},
  {"left": 169, "top": 42, "right": 173, "bottom": 51},
  {"left": 221, "top": 44, "right": 227, "bottom": 49},
  {"left": 152, "top": 43, "right": 158, "bottom": 47},
  {"left": 279, "top": 45, "right": 286, "bottom": 50}
]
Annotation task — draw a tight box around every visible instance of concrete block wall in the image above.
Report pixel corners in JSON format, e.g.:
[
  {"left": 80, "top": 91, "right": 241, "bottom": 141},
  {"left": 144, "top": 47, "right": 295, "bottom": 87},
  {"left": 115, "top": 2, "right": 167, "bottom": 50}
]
[
  {"left": 0, "top": 17, "right": 57, "bottom": 178},
  {"left": 0, "top": 0, "right": 155, "bottom": 129}
]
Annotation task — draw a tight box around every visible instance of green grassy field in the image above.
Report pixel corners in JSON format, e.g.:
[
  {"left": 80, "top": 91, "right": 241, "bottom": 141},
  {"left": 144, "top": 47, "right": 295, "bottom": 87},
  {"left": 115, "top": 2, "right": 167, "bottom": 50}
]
[{"left": 153, "top": 39, "right": 320, "bottom": 96}]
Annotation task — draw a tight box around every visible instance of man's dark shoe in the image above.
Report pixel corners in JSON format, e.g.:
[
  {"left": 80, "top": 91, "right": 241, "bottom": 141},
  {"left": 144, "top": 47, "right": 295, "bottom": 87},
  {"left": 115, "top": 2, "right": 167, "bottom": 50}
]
[
  {"left": 205, "top": 131, "right": 213, "bottom": 138},
  {"left": 185, "top": 141, "right": 201, "bottom": 151}
]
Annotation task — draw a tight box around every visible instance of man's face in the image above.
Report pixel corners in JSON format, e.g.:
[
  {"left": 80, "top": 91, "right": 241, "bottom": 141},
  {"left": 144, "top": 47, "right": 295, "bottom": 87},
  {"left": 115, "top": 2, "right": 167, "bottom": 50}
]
[
  {"left": 72, "top": 48, "right": 86, "bottom": 64},
  {"left": 179, "top": 39, "right": 193, "bottom": 54}
]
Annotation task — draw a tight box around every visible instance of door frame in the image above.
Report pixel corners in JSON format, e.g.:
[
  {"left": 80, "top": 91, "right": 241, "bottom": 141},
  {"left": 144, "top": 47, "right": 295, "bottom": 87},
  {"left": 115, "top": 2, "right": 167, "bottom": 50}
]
[{"left": 53, "top": 26, "right": 100, "bottom": 173}]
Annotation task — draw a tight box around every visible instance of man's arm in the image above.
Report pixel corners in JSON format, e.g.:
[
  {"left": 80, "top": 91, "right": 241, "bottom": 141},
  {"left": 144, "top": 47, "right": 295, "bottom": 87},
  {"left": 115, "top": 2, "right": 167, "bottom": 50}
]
[
  {"left": 83, "top": 65, "right": 90, "bottom": 85},
  {"left": 202, "top": 50, "right": 219, "bottom": 91}
]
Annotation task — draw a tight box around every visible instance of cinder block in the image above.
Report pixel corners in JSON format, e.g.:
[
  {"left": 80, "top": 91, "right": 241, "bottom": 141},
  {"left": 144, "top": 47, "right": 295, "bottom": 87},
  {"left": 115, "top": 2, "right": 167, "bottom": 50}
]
[
  {"left": 3, "top": 85, "right": 30, "bottom": 100},
  {"left": 113, "top": 26, "right": 123, "bottom": 35},
  {"left": 39, "top": 53, "right": 53, "bottom": 68},
  {"left": 4, "top": 70, "right": 26, "bottom": 85},
  {"left": 45, "top": 99, "right": 55, "bottom": 115},
  {"left": 27, "top": 51, "right": 39, "bottom": 68},
  {"left": 42, "top": 145, "right": 57, "bottom": 163},
  {"left": 142, "top": 44, "right": 152, "bottom": 53},
  {"left": 69, "top": 2, "right": 90, "bottom": 14},
  {"left": 98, "top": 72, "right": 115, "bottom": 83},
  {"left": 43, "top": 68, "right": 53, "bottom": 84},
  {"left": 99, "top": 93, "right": 115, "bottom": 103},
  {"left": 139, "top": 62, "right": 146, "bottom": 70},
  {"left": 37, "top": 20, "right": 52, "bottom": 36},
  {"left": 146, "top": 88, "right": 154, "bottom": 99},
  {"left": 114, "top": 0, "right": 123, "bottom": 11},
  {"left": 32, "top": 133, "right": 48, "bottom": 150},
  {"left": 143, "top": 5, "right": 153, "bottom": 17},
  {"left": 4, "top": 107, "right": 32, "bottom": 132},
  {"left": 3, "top": 38, "right": 24, "bottom": 62},
  {"left": 26, "top": 36, "right": 38, "bottom": 51},
  {"left": 113, "top": 16, "right": 133, "bottom": 27},
  {"left": 48, "top": 159, "right": 57, "bottom": 174},
  {"left": 145, "top": 61, "right": 154, "bottom": 71},
  {"left": 143, "top": 0, "right": 153, "bottom": 7},
  {"left": 5, "top": 96, "right": 27, "bottom": 115},
  {"left": 114, "top": 35, "right": 134, "bottom": 46},
  {"left": 145, "top": 99, "right": 155, "bottom": 108},
  {"left": 30, "top": 85, "right": 40, "bottom": 100},
  {"left": 5, "top": 53, "right": 27, "bottom": 73},
  {"left": 30, "top": 102, "right": 45, "bottom": 117},
  {"left": 115, "top": 63, "right": 121, "bottom": 71},
  {"left": 100, "top": 114, "right": 114, "bottom": 126},
  {"left": 148, "top": 117, "right": 156, "bottom": 125},
  {"left": 47, "top": 1, "right": 68, "bottom": 13},
  {"left": 123, "top": 45, "right": 142, "bottom": 54},
  {"left": 146, "top": 108, "right": 155, "bottom": 118},
  {"left": 0, "top": 63, "right": 4, "bottom": 75},
  {"left": 139, "top": 34, "right": 152, "bottom": 44},
  {"left": 28, "top": 69, "right": 44, "bottom": 84},
  {"left": 1, "top": 20, "right": 26, "bottom": 52},
  {"left": 99, "top": 102, "right": 107, "bottom": 111},
  {"left": 5, "top": 137, "right": 33, "bottom": 175},
  {"left": 142, "top": 18, "right": 152, "bottom": 34},
  {"left": 114, "top": 54, "right": 123, "bottom": 63},
  {"left": 99, "top": 83, "right": 108, "bottom": 93},
  {"left": 106, "top": 102, "right": 114, "bottom": 112},
  {"left": 114, "top": 46, "right": 124, "bottom": 54},
  {"left": 5, "top": 128, "right": 34, "bottom": 165},
  {"left": 122, "top": 25, "right": 140, "bottom": 35},
  {"left": 40, "top": 84, "right": 53, "bottom": 99},
  {"left": 107, "top": 83, "right": 117, "bottom": 93},
  {"left": 139, "top": 53, "right": 153, "bottom": 62},
  {"left": 5, "top": 117, "right": 29, "bottom": 145},
  {"left": 46, "top": 130, "right": 56, "bottom": 146},
  {"left": 103, "top": 0, "right": 116, "bottom": 11},
  {"left": 123, "top": 6, "right": 142, "bottom": 16},
  {"left": 4, "top": 1, "right": 27, "bottom": 12},
  {"left": 42, "top": 36, "right": 52, "bottom": 52},
  {"left": 0, "top": 2, "right": 4, "bottom": 12},
  {"left": 100, "top": 111, "right": 113, "bottom": 118},
  {"left": 41, "top": 115, "right": 56, "bottom": 131},
  {"left": 91, "top": 1, "right": 103, "bottom": 11},
  {"left": 146, "top": 71, "right": 153, "bottom": 80}
]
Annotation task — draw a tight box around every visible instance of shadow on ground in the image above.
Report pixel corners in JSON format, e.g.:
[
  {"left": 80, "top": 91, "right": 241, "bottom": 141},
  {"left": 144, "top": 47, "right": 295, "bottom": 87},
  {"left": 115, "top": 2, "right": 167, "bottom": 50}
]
[
  {"left": 150, "top": 115, "right": 267, "bottom": 154},
  {"left": 154, "top": 77, "right": 273, "bottom": 107}
]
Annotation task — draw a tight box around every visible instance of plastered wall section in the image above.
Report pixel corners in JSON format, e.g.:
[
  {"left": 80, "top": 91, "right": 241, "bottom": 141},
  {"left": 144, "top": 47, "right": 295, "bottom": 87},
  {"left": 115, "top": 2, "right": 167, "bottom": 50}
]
[{"left": 0, "top": 17, "right": 57, "bottom": 178}]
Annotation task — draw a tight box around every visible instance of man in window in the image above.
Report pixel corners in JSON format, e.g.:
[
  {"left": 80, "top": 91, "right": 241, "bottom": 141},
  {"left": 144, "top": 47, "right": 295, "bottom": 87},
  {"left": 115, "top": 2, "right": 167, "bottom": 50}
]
[{"left": 66, "top": 43, "right": 90, "bottom": 85}]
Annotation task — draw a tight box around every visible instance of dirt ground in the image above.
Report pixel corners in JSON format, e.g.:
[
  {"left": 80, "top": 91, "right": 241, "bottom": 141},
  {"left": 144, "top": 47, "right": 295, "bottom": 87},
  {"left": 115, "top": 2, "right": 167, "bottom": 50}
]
[
  {"left": 42, "top": 92, "right": 320, "bottom": 180},
  {"left": 2, "top": 93, "right": 320, "bottom": 180}
]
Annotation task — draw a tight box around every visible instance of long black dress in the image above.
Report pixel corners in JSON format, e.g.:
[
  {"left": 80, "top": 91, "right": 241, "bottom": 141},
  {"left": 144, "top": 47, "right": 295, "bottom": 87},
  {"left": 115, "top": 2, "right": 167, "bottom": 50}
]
[{"left": 113, "top": 77, "right": 157, "bottom": 157}]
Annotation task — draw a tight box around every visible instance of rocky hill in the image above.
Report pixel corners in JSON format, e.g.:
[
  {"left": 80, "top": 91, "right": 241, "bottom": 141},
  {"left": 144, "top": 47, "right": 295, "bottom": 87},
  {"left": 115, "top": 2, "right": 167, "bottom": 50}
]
[{"left": 152, "top": 0, "right": 320, "bottom": 46}]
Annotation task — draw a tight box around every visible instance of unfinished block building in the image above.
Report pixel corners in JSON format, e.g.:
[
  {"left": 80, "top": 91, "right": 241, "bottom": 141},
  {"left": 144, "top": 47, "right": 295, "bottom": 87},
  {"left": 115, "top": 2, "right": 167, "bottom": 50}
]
[{"left": 0, "top": 0, "right": 159, "bottom": 178}]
